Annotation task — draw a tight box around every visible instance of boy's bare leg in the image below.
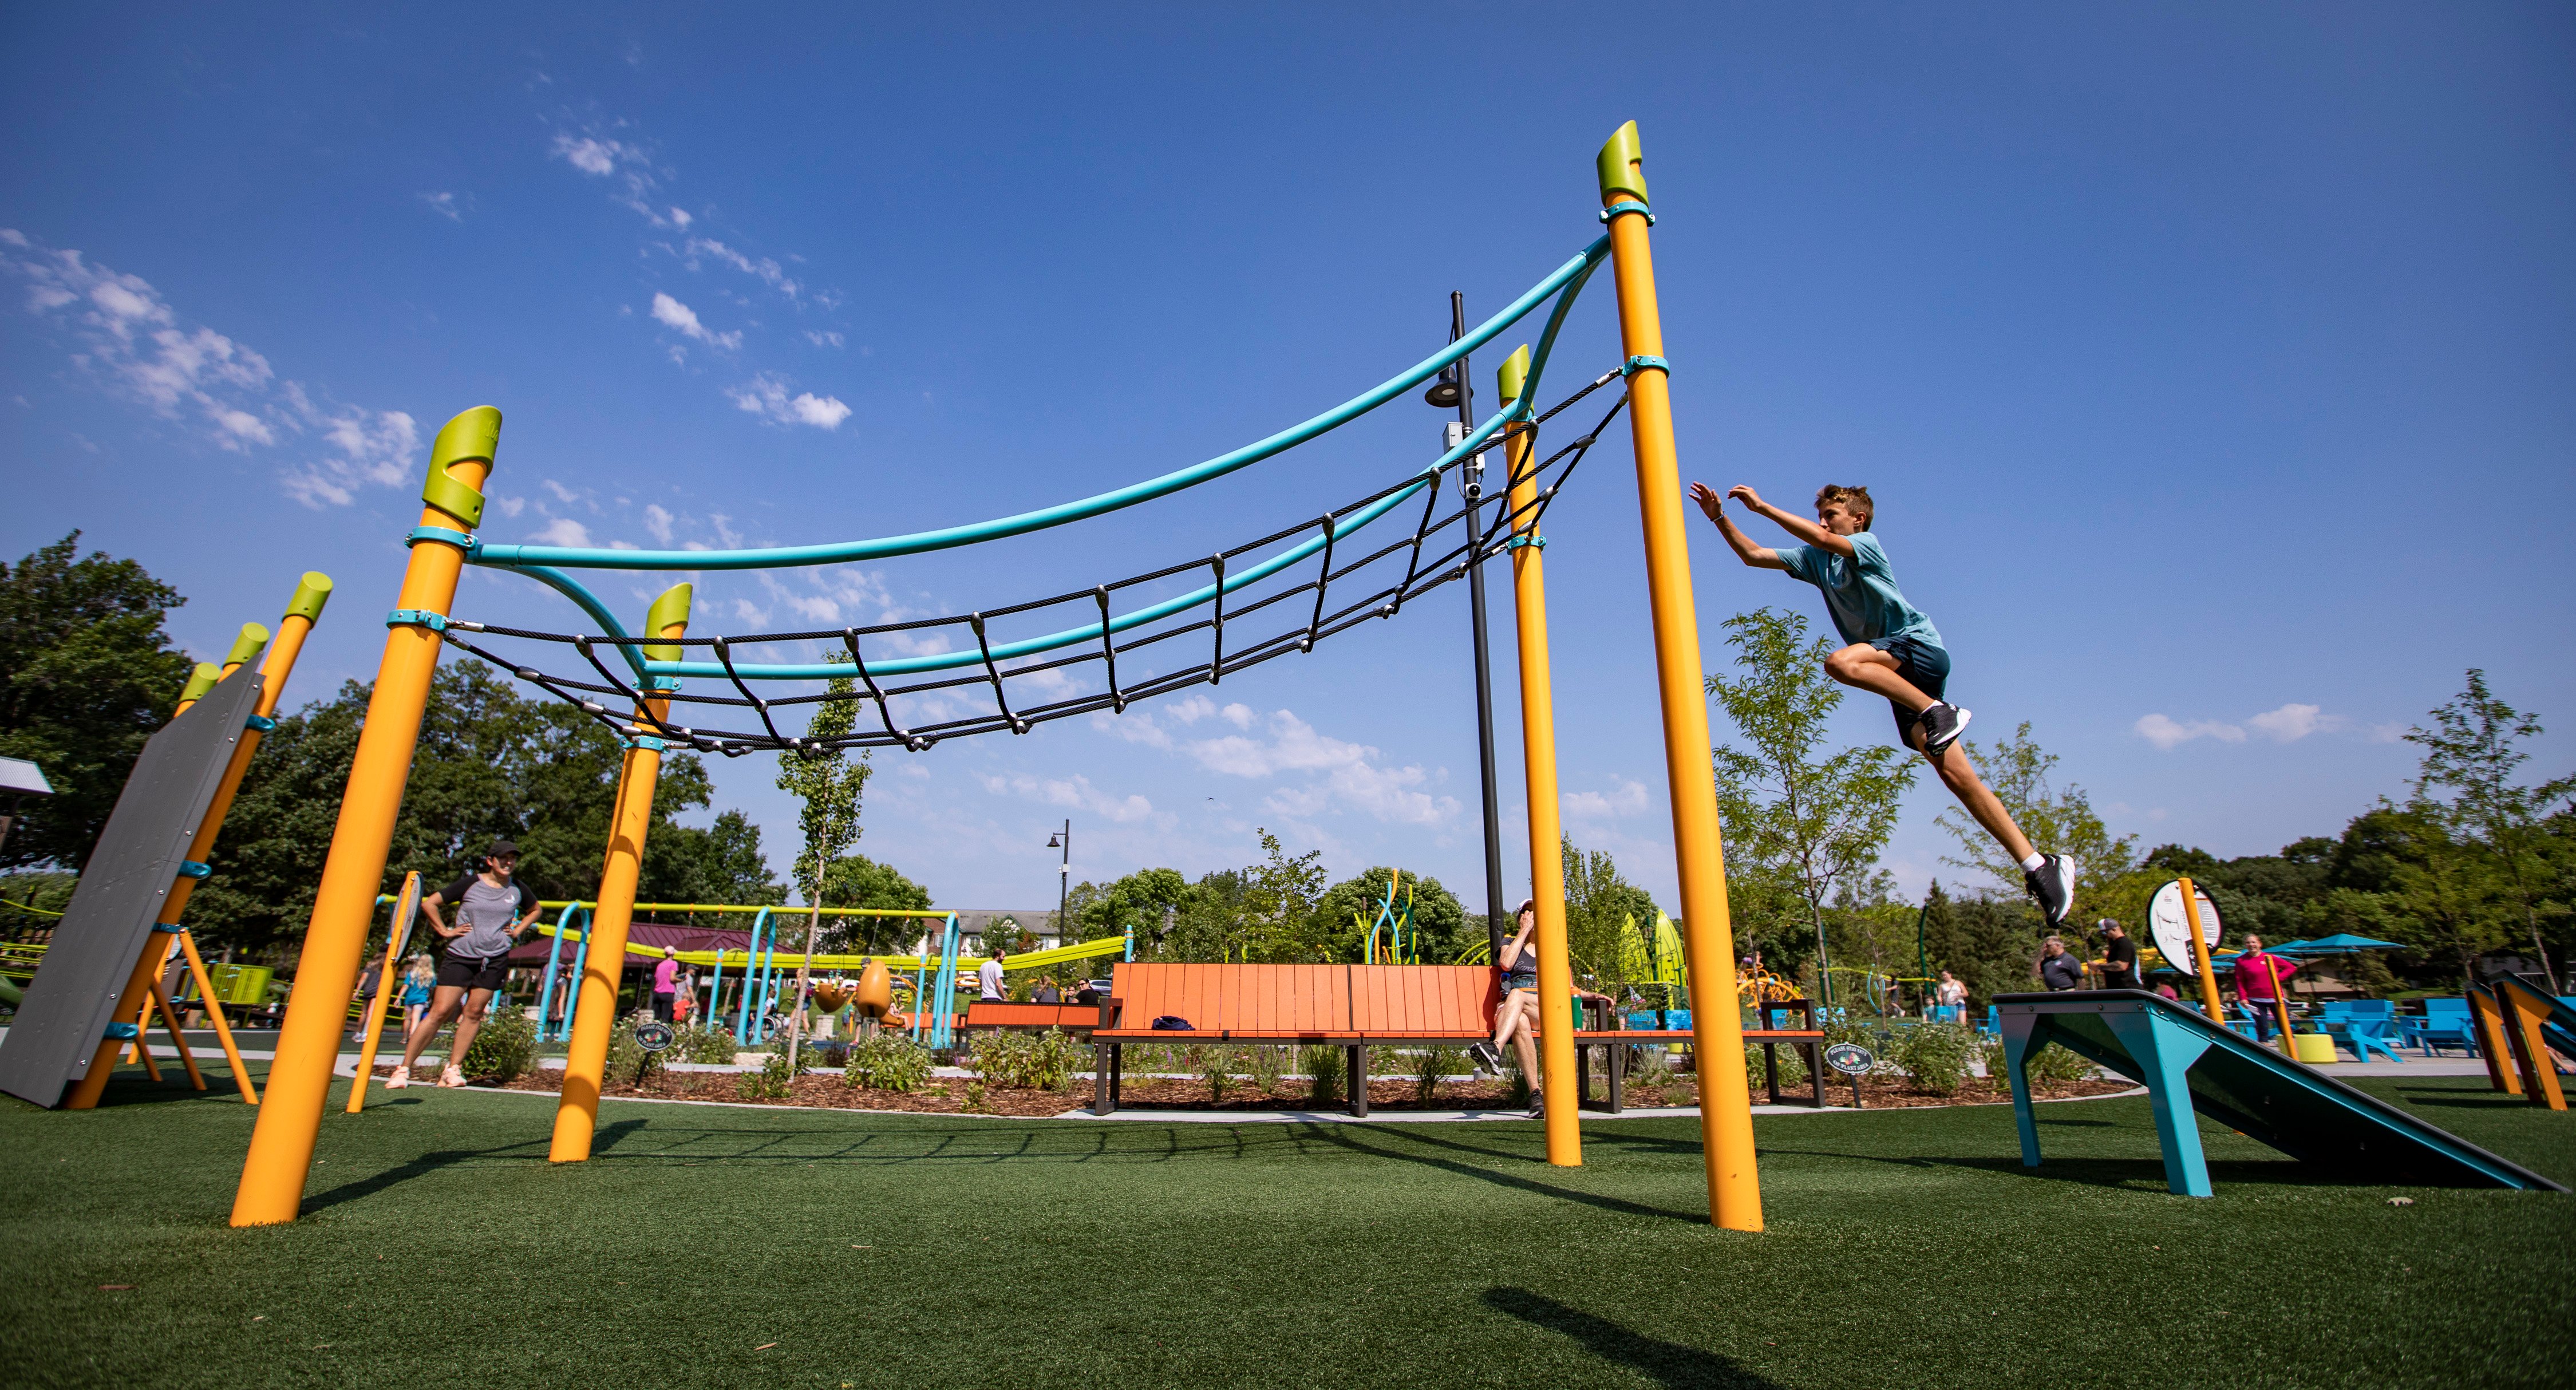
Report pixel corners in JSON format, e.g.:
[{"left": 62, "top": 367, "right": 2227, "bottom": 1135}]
[{"left": 1824, "top": 643, "right": 2042, "bottom": 864}]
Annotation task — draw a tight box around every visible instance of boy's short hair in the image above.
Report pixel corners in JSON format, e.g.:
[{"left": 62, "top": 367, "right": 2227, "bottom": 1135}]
[{"left": 1814, "top": 484, "right": 1874, "bottom": 528}]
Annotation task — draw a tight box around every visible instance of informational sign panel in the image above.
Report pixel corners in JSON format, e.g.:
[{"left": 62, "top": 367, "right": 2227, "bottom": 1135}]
[
  {"left": 2147, "top": 880, "right": 2223, "bottom": 970},
  {"left": 1823, "top": 1042, "right": 1875, "bottom": 1076},
  {"left": 0, "top": 666, "right": 262, "bottom": 1107}
]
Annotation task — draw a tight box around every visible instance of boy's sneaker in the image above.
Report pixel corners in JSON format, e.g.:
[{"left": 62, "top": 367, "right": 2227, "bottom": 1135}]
[
  {"left": 438, "top": 1065, "right": 467, "bottom": 1088},
  {"left": 1468, "top": 1041, "right": 1504, "bottom": 1074},
  {"left": 1918, "top": 702, "right": 1971, "bottom": 757},
  {"left": 1526, "top": 1093, "right": 1546, "bottom": 1119},
  {"left": 2025, "top": 854, "right": 2079, "bottom": 929},
  {"left": 386, "top": 1065, "right": 410, "bottom": 1089}
]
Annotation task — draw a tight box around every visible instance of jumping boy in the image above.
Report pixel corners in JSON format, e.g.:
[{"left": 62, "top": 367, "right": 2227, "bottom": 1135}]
[{"left": 1689, "top": 481, "right": 2079, "bottom": 927}]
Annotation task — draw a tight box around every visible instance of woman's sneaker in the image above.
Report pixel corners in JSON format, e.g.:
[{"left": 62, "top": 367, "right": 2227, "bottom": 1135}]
[
  {"left": 1917, "top": 702, "right": 1971, "bottom": 757},
  {"left": 438, "top": 1065, "right": 467, "bottom": 1088},
  {"left": 1468, "top": 1041, "right": 1504, "bottom": 1074},
  {"left": 386, "top": 1065, "right": 410, "bottom": 1089},
  {"left": 2024, "top": 854, "right": 2079, "bottom": 928}
]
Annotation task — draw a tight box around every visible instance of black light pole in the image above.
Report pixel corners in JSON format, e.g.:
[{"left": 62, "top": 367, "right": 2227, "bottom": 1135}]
[
  {"left": 1427, "top": 293, "right": 1510, "bottom": 962},
  {"left": 1046, "top": 820, "right": 1070, "bottom": 948}
]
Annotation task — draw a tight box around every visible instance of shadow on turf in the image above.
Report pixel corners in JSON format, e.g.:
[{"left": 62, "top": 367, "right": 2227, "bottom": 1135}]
[
  {"left": 1313, "top": 1124, "right": 1707, "bottom": 1224},
  {"left": 299, "top": 1119, "right": 648, "bottom": 1213},
  {"left": 1484, "top": 1288, "right": 1785, "bottom": 1389}
]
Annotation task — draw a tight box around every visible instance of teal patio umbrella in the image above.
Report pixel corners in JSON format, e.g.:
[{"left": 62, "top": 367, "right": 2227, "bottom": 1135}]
[{"left": 2277, "top": 934, "right": 2404, "bottom": 956}]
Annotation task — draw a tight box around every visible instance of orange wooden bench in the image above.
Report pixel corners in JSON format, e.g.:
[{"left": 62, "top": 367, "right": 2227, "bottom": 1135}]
[
  {"left": 1570, "top": 1000, "right": 1827, "bottom": 1111},
  {"left": 959, "top": 1000, "right": 1101, "bottom": 1034},
  {"left": 1087, "top": 964, "right": 1827, "bottom": 1116}
]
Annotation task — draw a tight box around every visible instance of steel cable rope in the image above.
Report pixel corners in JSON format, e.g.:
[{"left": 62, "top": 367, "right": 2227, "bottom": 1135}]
[{"left": 441, "top": 380, "right": 1630, "bottom": 755}]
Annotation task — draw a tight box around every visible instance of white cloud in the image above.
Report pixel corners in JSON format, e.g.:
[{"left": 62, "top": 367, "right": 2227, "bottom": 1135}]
[
  {"left": 551, "top": 133, "right": 633, "bottom": 177},
  {"left": 727, "top": 373, "right": 851, "bottom": 430},
  {"left": 2136, "top": 700, "right": 2372, "bottom": 751},
  {"left": 643, "top": 503, "right": 675, "bottom": 543},
  {"left": 667, "top": 207, "right": 693, "bottom": 230},
  {"left": 649, "top": 292, "right": 741, "bottom": 350},
  {"left": 1563, "top": 778, "right": 1652, "bottom": 819},
  {"left": 805, "top": 329, "right": 844, "bottom": 348},
  {"left": 684, "top": 237, "right": 801, "bottom": 300},
  {"left": 1, "top": 230, "right": 418, "bottom": 508},
  {"left": 977, "top": 772, "right": 1154, "bottom": 823},
  {"left": 491, "top": 495, "right": 527, "bottom": 519},
  {"left": 530, "top": 517, "right": 592, "bottom": 546},
  {"left": 418, "top": 192, "right": 464, "bottom": 222},
  {"left": 1178, "top": 708, "right": 1456, "bottom": 826}
]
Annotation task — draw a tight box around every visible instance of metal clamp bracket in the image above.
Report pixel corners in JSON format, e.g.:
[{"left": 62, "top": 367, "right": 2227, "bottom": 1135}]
[
  {"left": 104, "top": 1022, "right": 140, "bottom": 1041},
  {"left": 246, "top": 714, "right": 277, "bottom": 733},
  {"left": 1503, "top": 534, "right": 1547, "bottom": 551},
  {"left": 619, "top": 736, "right": 669, "bottom": 752},
  {"left": 1598, "top": 200, "right": 1656, "bottom": 224},
  {"left": 406, "top": 526, "right": 479, "bottom": 552},
  {"left": 1622, "top": 356, "right": 1671, "bottom": 377},
  {"left": 176, "top": 860, "right": 212, "bottom": 879},
  {"left": 386, "top": 609, "right": 450, "bottom": 633}
]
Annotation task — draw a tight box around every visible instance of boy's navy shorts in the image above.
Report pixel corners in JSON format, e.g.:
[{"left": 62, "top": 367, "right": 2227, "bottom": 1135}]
[{"left": 1870, "top": 634, "right": 1951, "bottom": 753}]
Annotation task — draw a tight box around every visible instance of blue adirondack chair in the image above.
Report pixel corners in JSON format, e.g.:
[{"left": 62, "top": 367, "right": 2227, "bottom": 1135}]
[
  {"left": 2321, "top": 1000, "right": 2405, "bottom": 1063},
  {"left": 2400, "top": 997, "right": 2478, "bottom": 1057}
]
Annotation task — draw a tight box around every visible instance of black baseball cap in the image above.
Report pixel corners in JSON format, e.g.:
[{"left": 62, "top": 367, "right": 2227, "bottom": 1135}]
[{"left": 487, "top": 839, "right": 519, "bottom": 859}]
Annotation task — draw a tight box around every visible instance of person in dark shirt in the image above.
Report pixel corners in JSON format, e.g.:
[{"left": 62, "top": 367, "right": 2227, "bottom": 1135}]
[
  {"left": 2037, "top": 935, "right": 2085, "bottom": 991},
  {"left": 2093, "top": 920, "right": 2141, "bottom": 990}
]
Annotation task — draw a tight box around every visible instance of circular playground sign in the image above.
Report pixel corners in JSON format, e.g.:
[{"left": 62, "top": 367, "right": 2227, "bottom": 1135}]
[
  {"left": 634, "top": 1021, "right": 675, "bottom": 1053},
  {"left": 2147, "top": 880, "right": 2223, "bottom": 969},
  {"left": 1823, "top": 1042, "right": 1875, "bottom": 1077}
]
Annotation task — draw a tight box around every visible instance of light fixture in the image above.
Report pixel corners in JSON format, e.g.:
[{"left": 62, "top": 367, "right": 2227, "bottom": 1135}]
[
  {"left": 1046, "top": 833, "right": 1062, "bottom": 848},
  {"left": 1423, "top": 364, "right": 1463, "bottom": 410}
]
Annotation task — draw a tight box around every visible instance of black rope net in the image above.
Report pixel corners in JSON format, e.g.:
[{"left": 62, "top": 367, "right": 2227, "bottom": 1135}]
[{"left": 444, "top": 371, "right": 1630, "bottom": 757}]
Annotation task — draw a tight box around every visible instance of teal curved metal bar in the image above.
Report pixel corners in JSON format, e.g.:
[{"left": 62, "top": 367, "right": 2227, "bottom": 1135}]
[{"left": 467, "top": 236, "right": 1607, "bottom": 578}]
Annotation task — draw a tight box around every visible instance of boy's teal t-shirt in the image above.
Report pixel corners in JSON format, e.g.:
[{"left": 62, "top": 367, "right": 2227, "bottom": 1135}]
[{"left": 1774, "top": 532, "right": 1944, "bottom": 651}]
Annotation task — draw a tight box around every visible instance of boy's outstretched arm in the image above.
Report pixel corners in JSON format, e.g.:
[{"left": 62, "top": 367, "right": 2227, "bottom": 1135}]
[
  {"left": 1687, "top": 482, "right": 1788, "bottom": 570},
  {"left": 1724, "top": 484, "right": 1855, "bottom": 557}
]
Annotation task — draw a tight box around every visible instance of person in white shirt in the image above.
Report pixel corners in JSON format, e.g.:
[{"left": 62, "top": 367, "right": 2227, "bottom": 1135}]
[{"left": 977, "top": 947, "right": 1007, "bottom": 1001}]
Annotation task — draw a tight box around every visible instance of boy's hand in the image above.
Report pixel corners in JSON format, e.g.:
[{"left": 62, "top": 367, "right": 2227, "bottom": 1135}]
[
  {"left": 1725, "top": 484, "right": 1765, "bottom": 513},
  {"left": 1687, "top": 481, "right": 1725, "bottom": 523}
]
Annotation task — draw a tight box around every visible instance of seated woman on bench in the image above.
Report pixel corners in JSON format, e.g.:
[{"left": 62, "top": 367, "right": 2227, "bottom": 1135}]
[{"left": 1473, "top": 899, "right": 1608, "bottom": 1119}]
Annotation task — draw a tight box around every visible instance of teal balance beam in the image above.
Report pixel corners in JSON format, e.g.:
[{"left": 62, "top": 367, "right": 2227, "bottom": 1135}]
[{"left": 1997, "top": 990, "right": 2564, "bottom": 1198}]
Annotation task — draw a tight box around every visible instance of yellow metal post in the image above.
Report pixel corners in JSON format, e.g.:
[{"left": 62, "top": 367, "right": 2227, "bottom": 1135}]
[
  {"left": 2496, "top": 983, "right": 2567, "bottom": 1111},
  {"left": 173, "top": 926, "right": 257, "bottom": 1103},
  {"left": 346, "top": 872, "right": 423, "bottom": 1113},
  {"left": 1597, "top": 121, "right": 1762, "bottom": 1231},
  {"left": 1499, "top": 345, "right": 1581, "bottom": 1166},
  {"left": 66, "top": 577, "right": 327, "bottom": 1110},
  {"left": 148, "top": 962, "right": 205, "bottom": 1089},
  {"left": 173, "top": 662, "right": 221, "bottom": 717},
  {"left": 550, "top": 583, "right": 692, "bottom": 1163},
  {"left": 230, "top": 412, "right": 496, "bottom": 1226},
  {"left": 2467, "top": 989, "right": 2519, "bottom": 1096},
  {"left": 2178, "top": 877, "right": 2225, "bottom": 1022}
]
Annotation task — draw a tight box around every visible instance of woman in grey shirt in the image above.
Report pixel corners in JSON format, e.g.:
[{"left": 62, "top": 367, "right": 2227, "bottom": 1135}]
[{"left": 390, "top": 839, "right": 541, "bottom": 1089}]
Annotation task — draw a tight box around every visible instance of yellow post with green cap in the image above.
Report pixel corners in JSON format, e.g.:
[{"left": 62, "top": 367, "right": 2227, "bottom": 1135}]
[
  {"left": 231, "top": 412, "right": 496, "bottom": 1226},
  {"left": 66, "top": 572, "right": 334, "bottom": 1110},
  {"left": 173, "top": 663, "right": 222, "bottom": 716},
  {"left": 1499, "top": 346, "right": 1581, "bottom": 1166},
  {"left": 550, "top": 582, "right": 692, "bottom": 1163},
  {"left": 1597, "top": 121, "right": 1763, "bottom": 1231}
]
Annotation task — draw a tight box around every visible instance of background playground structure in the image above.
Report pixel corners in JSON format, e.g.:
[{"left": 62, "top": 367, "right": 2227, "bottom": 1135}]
[{"left": 220, "top": 121, "right": 1764, "bottom": 1229}]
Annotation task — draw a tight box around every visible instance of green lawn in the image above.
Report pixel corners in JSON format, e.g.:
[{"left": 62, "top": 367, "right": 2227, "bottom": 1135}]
[{"left": 2, "top": 1071, "right": 2570, "bottom": 1388}]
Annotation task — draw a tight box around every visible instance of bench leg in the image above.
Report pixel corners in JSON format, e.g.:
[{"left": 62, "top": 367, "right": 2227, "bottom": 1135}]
[
  {"left": 1608, "top": 1043, "right": 1624, "bottom": 1114},
  {"left": 1804, "top": 1042, "right": 1824, "bottom": 1108},
  {"left": 1765, "top": 1041, "right": 1780, "bottom": 1105},
  {"left": 1348, "top": 1045, "right": 1368, "bottom": 1118},
  {"left": 1092, "top": 1040, "right": 1113, "bottom": 1116}
]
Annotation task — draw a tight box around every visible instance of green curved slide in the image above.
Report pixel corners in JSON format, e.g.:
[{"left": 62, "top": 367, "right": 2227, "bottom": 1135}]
[{"left": 1997, "top": 989, "right": 2564, "bottom": 1197}]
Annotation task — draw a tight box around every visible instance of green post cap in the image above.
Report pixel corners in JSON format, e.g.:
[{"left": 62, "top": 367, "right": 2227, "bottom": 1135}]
[
  {"left": 224, "top": 623, "right": 271, "bottom": 668},
  {"left": 1597, "top": 120, "right": 1647, "bottom": 204},
  {"left": 642, "top": 583, "right": 694, "bottom": 663},
  {"left": 283, "top": 572, "right": 333, "bottom": 625},
  {"left": 422, "top": 406, "right": 503, "bottom": 530},
  {"left": 1497, "top": 345, "right": 1531, "bottom": 404},
  {"left": 178, "top": 662, "right": 221, "bottom": 708}
]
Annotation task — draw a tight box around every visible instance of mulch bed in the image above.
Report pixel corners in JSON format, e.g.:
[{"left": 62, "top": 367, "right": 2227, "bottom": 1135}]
[{"left": 400, "top": 1064, "right": 2135, "bottom": 1115}]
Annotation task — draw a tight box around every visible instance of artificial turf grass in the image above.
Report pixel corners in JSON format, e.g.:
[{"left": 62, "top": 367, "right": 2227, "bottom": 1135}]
[{"left": 1, "top": 1073, "right": 2569, "bottom": 1390}]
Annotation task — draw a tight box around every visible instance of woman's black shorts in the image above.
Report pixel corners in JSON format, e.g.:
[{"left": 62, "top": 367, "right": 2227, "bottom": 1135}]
[
  {"left": 1870, "top": 634, "right": 1951, "bottom": 753},
  {"left": 435, "top": 950, "right": 511, "bottom": 992}
]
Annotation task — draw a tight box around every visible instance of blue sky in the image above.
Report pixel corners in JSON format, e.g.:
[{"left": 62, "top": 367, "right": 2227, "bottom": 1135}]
[{"left": 5, "top": 3, "right": 2571, "bottom": 915}]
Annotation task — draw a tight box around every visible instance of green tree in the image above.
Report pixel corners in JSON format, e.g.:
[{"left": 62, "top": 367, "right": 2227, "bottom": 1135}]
[
  {"left": 1065, "top": 867, "right": 1190, "bottom": 957},
  {"left": 1918, "top": 878, "right": 2044, "bottom": 1008},
  {"left": 0, "top": 532, "right": 195, "bottom": 870},
  {"left": 1560, "top": 835, "right": 1662, "bottom": 989},
  {"left": 184, "top": 662, "right": 772, "bottom": 958},
  {"left": 1166, "top": 868, "right": 1251, "bottom": 962},
  {"left": 1706, "top": 607, "right": 1918, "bottom": 1007},
  {"left": 1311, "top": 866, "right": 1468, "bottom": 963},
  {"left": 2341, "top": 800, "right": 2512, "bottom": 986},
  {"left": 774, "top": 660, "right": 872, "bottom": 1067},
  {"left": 2405, "top": 670, "right": 2574, "bottom": 990},
  {"left": 817, "top": 852, "right": 933, "bottom": 953},
  {"left": 1242, "top": 829, "right": 1327, "bottom": 962},
  {"left": 1935, "top": 721, "right": 2137, "bottom": 898}
]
